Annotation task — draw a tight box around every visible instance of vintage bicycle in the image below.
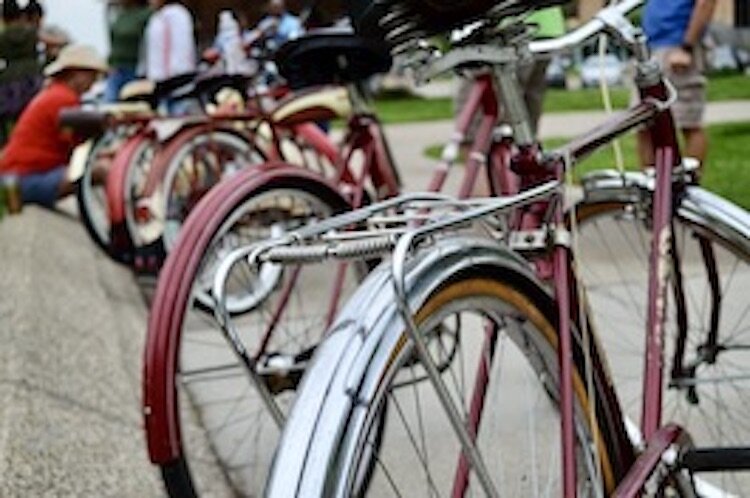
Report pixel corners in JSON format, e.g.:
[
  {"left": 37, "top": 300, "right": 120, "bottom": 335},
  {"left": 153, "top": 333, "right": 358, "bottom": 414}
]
[
  {"left": 203, "top": 0, "right": 750, "bottom": 496},
  {"left": 145, "top": 0, "right": 749, "bottom": 496},
  {"left": 140, "top": 23, "right": 545, "bottom": 497}
]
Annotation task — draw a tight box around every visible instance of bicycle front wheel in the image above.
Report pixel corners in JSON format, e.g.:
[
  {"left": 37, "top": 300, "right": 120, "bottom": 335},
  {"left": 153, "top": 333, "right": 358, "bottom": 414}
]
[
  {"left": 268, "top": 246, "right": 632, "bottom": 497},
  {"left": 575, "top": 186, "right": 750, "bottom": 494}
]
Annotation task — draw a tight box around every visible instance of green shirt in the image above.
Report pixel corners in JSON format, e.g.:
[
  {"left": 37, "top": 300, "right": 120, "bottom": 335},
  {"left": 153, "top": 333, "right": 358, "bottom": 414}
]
[
  {"left": 527, "top": 7, "right": 566, "bottom": 39},
  {"left": 0, "top": 24, "right": 40, "bottom": 84},
  {"left": 109, "top": 6, "right": 151, "bottom": 68}
]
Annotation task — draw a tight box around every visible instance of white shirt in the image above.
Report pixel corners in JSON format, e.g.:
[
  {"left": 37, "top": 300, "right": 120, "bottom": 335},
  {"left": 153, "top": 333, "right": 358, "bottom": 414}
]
[{"left": 145, "top": 4, "right": 197, "bottom": 82}]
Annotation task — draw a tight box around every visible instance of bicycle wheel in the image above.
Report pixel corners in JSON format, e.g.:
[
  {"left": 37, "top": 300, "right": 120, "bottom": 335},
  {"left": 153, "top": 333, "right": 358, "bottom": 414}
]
[
  {"left": 128, "top": 128, "right": 265, "bottom": 255},
  {"left": 160, "top": 130, "right": 264, "bottom": 252},
  {"left": 144, "top": 166, "right": 364, "bottom": 497},
  {"left": 76, "top": 131, "right": 120, "bottom": 254},
  {"left": 267, "top": 239, "right": 632, "bottom": 497},
  {"left": 104, "top": 132, "right": 156, "bottom": 263},
  {"left": 575, "top": 186, "right": 750, "bottom": 494}
]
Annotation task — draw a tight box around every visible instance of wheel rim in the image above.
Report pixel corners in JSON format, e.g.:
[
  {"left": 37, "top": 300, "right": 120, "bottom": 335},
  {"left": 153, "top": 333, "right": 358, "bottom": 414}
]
[
  {"left": 78, "top": 131, "right": 123, "bottom": 248},
  {"left": 161, "top": 133, "right": 264, "bottom": 252}
]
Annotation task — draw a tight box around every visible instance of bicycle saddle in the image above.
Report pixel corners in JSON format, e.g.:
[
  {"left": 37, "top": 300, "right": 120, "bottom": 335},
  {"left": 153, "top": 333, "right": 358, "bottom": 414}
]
[
  {"left": 119, "top": 79, "right": 156, "bottom": 103},
  {"left": 349, "top": 0, "right": 567, "bottom": 46},
  {"left": 276, "top": 29, "right": 392, "bottom": 89},
  {"left": 152, "top": 72, "right": 199, "bottom": 102}
]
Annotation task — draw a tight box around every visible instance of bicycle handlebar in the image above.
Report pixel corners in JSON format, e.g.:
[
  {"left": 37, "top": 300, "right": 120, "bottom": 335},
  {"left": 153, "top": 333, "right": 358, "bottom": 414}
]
[{"left": 529, "top": 0, "right": 643, "bottom": 56}]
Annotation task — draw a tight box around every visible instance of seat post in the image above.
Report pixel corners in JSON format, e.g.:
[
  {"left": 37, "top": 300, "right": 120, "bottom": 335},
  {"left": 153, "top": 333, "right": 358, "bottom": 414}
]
[
  {"left": 493, "top": 63, "right": 534, "bottom": 147},
  {"left": 347, "top": 80, "right": 375, "bottom": 116}
]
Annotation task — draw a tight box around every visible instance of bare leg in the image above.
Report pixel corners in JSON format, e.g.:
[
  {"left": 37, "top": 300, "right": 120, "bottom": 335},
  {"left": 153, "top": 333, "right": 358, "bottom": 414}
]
[
  {"left": 682, "top": 127, "right": 707, "bottom": 165},
  {"left": 637, "top": 129, "right": 654, "bottom": 168}
]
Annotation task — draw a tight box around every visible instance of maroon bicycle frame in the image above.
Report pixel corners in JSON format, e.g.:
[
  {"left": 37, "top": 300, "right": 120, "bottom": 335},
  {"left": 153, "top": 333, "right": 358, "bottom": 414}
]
[{"left": 543, "top": 75, "right": 683, "bottom": 495}]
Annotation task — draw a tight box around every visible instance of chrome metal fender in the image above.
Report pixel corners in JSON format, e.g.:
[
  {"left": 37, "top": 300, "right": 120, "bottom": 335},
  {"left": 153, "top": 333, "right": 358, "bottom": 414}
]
[
  {"left": 679, "top": 186, "right": 750, "bottom": 257},
  {"left": 267, "top": 236, "right": 541, "bottom": 497},
  {"left": 580, "top": 169, "right": 750, "bottom": 257}
]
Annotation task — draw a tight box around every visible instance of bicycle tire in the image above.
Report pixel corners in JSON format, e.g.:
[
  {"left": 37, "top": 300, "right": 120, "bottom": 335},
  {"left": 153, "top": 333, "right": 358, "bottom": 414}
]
[
  {"left": 77, "top": 131, "right": 120, "bottom": 255},
  {"left": 575, "top": 186, "right": 750, "bottom": 494},
  {"left": 267, "top": 238, "right": 633, "bottom": 496},
  {"left": 104, "top": 132, "right": 155, "bottom": 264},
  {"left": 159, "top": 129, "right": 264, "bottom": 253},
  {"left": 144, "top": 164, "right": 361, "bottom": 497},
  {"left": 124, "top": 127, "right": 265, "bottom": 269}
]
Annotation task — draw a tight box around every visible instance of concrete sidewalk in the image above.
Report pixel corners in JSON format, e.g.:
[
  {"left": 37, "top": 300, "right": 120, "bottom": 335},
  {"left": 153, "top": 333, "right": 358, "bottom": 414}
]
[{"left": 0, "top": 208, "right": 162, "bottom": 496}]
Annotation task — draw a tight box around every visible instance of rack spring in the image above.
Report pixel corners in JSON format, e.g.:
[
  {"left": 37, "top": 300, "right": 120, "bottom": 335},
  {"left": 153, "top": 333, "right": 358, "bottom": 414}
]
[{"left": 261, "top": 234, "right": 396, "bottom": 264}]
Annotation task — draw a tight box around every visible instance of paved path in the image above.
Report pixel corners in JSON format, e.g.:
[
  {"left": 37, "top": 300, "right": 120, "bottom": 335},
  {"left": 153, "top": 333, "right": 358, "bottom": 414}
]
[{"left": 0, "top": 208, "right": 163, "bottom": 497}]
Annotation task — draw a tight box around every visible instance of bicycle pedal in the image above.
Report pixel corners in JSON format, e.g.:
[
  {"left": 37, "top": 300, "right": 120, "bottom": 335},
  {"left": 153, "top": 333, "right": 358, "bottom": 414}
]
[{"left": 683, "top": 447, "right": 750, "bottom": 472}]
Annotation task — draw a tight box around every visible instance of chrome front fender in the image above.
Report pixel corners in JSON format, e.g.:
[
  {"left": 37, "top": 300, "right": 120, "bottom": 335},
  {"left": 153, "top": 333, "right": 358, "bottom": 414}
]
[{"left": 267, "top": 236, "right": 544, "bottom": 497}]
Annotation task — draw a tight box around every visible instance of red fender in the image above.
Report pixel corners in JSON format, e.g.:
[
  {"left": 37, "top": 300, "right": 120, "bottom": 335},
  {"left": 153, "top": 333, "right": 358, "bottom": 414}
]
[
  {"left": 139, "top": 124, "right": 256, "bottom": 199},
  {"left": 105, "top": 131, "right": 153, "bottom": 259}
]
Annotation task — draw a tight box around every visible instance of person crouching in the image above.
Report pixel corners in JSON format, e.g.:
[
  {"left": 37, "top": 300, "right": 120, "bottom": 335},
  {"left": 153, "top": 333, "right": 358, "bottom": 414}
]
[{"left": 0, "top": 44, "right": 107, "bottom": 208}]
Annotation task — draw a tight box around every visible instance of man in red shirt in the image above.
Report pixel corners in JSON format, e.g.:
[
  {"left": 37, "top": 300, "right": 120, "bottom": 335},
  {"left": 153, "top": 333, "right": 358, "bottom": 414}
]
[{"left": 0, "top": 44, "right": 107, "bottom": 207}]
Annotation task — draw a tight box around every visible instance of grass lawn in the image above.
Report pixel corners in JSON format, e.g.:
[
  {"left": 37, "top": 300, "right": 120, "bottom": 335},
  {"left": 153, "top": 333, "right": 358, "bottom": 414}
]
[
  {"left": 424, "top": 121, "right": 750, "bottom": 210},
  {"left": 374, "top": 73, "right": 750, "bottom": 124}
]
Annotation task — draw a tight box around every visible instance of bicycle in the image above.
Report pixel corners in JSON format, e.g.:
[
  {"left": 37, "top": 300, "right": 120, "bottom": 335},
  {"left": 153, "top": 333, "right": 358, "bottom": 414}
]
[
  {"left": 63, "top": 70, "right": 342, "bottom": 270},
  {"left": 141, "top": 26, "right": 542, "bottom": 496},
  {"left": 122, "top": 84, "right": 343, "bottom": 274},
  {"left": 62, "top": 72, "right": 248, "bottom": 264},
  {"left": 235, "top": 1, "right": 750, "bottom": 496}
]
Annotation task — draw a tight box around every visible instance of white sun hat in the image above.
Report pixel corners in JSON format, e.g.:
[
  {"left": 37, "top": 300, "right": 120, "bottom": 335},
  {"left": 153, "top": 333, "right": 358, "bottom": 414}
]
[{"left": 44, "top": 44, "right": 108, "bottom": 77}]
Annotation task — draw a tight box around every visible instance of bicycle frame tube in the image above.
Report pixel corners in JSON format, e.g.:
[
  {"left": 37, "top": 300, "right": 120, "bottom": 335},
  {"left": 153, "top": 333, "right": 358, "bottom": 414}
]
[
  {"left": 639, "top": 78, "right": 682, "bottom": 441},
  {"left": 426, "top": 73, "right": 500, "bottom": 199}
]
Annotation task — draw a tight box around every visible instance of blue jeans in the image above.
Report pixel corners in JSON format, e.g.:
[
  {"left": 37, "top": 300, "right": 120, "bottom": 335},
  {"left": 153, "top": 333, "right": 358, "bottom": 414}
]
[
  {"left": 19, "top": 167, "right": 67, "bottom": 207},
  {"left": 105, "top": 67, "right": 138, "bottom": 103}
]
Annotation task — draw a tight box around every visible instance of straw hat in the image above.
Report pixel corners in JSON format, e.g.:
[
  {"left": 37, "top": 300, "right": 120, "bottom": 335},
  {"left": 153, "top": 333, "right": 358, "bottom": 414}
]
[{"left": 44, "top": 44, "right": 108, "bottom": 77}]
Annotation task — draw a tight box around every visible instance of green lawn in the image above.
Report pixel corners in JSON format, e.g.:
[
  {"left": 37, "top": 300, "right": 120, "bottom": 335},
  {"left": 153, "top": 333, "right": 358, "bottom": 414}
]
[
  {"left": 374, "top": 73, "right": 750, "bottom": 124},
  {"left": 425, "top": 121, "right": 750, "bottom": 210}
]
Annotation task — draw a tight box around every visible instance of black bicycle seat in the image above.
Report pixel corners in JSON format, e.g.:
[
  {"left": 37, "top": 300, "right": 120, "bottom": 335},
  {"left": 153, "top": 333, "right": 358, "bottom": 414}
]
[
  {"left": 276, "top": 29, "right": 392, "bottom": 89},
  {"left": 348, "top": 0, "right": 567, "bottom": 44},
  {"left": 153, "top": 72, "right": 199, "bottom": 102}
]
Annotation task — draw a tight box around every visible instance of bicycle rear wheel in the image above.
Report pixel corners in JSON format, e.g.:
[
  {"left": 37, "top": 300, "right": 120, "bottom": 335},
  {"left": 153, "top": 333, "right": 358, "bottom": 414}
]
[
  {"left": 144, "top": 166, "right": 363, "bottom": 497},
  {"left": 127, "top": 128, "right": 264, "bottom": 256},
  {"left": 77, "top": 131, "right": 120, "bottom": 254},
  {"left": 575, "top": 187, "right": 750, "bottom": 493},
  {"left": 267, "top": 242, "right": 632, "bottom": 497}
]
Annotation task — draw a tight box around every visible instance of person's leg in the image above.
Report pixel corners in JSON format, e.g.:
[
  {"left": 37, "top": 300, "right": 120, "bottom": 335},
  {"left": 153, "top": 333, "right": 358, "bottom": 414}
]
[
  {"left": 18, "top": 166, "right": 73, "bottom": 208},
  {"left": 637, "top": 129, "right": 654, "bottom": 168},
  {"left": 105, "top": 68, "right": 138, "bottom": 103},
  {"left": 682, "top": 126, "right": 708, "bottom": 165},
  {"left": 637, "top": 47, "right": 707, "bottom": 170}
]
